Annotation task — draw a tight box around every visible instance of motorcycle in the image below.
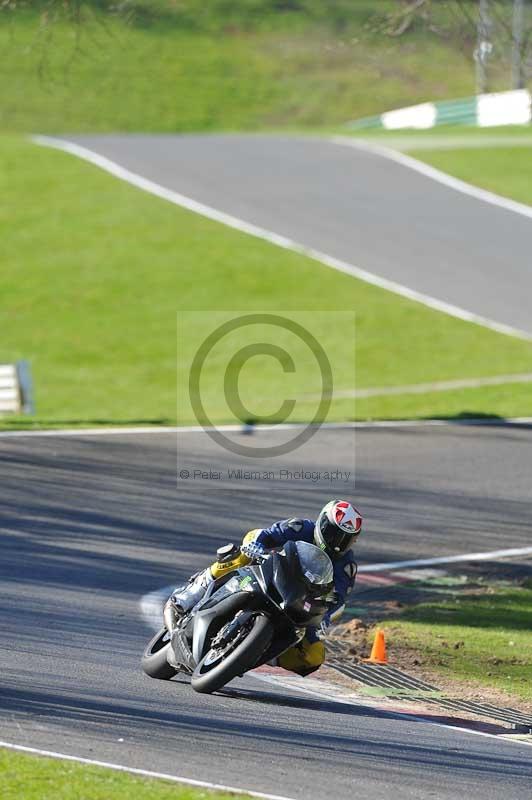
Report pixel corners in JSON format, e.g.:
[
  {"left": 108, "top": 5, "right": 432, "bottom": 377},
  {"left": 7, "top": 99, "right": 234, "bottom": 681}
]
[{"left": 141, "top": 539, "right": 334, "bottom": 694}]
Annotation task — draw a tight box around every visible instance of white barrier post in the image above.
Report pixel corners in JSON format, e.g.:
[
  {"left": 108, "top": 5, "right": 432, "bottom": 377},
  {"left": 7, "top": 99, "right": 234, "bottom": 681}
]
[
  {"left": 0, "top": 361, "right": 35, "bottom": 415},
  {"left": 16, "top": 360, "right": 35, "bottom": 414}
]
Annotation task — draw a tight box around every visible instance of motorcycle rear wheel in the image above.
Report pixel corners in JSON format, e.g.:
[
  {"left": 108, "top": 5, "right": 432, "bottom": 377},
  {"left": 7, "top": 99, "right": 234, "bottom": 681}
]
[
  {"left": 191, "top": 614, "right": 273, "bottom": 694},
  {"left": 141, "top": 627, "right": 178, "bottom": 680}
]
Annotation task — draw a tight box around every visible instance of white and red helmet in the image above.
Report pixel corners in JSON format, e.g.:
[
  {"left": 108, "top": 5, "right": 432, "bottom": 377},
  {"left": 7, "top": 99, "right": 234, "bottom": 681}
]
[{"left": 314, "top": 500, "right": 363, "bottom": 559}]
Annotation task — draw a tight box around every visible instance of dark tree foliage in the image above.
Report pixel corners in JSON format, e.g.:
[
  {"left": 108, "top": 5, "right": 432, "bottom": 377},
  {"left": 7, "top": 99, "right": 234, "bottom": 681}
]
[
  {"left": 3, "top": 0, "right": 530, "bottom": 83},
  {"left": 0, "top": 1, "right": 385, "bottom": 32},
  {"left": 383, "top": 1, "right": 531, "bottom": 84}
]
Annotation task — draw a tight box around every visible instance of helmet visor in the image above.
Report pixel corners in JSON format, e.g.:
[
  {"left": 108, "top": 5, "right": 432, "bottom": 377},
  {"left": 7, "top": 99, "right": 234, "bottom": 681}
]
[{"left": 320, "top": 515, "right": 357, "bottom": 555}]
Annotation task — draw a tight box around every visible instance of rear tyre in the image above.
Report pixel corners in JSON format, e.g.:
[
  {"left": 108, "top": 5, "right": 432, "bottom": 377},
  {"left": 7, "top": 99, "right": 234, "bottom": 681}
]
[
  {"left": 141, "top": 627, "right": 178, "bottom": 680},
  {"left": 191, "top": 614, "right": 273, "bottom": 695}
]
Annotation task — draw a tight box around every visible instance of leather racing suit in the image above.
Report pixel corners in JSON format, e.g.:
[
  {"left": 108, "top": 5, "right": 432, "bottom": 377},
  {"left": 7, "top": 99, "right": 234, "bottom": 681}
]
[{"left": 171, "top": 517, "right": 358, "bottom": 676}]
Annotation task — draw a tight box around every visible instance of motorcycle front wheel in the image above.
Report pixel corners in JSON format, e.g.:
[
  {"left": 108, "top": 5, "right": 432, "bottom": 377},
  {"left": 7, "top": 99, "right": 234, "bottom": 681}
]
[
  {"left": 191, "top": 614, "right": 273, "bottom": 694},
  {"left": 141, "top": 627, "right": 178, "bottom": 680}
]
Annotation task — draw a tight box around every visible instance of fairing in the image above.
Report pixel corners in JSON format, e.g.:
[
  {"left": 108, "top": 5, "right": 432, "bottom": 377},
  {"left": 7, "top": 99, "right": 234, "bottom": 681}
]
[{"left": 176, "top": 540, "right": 333, "bottom": 670}]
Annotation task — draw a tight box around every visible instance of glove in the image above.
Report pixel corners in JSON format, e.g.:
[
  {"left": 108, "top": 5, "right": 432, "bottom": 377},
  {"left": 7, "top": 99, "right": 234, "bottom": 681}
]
[
  {"left": 241, "top": 541, "right": 267, "bottom": 561},
  {"left": 319, "top": 615, "right": 331, "bottom": 637}
]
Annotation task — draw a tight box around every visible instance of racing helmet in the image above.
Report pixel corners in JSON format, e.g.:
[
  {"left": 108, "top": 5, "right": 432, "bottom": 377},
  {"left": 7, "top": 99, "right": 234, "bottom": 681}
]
[{"left": 314, "top": 500, "right": 363, "bottom": 559}]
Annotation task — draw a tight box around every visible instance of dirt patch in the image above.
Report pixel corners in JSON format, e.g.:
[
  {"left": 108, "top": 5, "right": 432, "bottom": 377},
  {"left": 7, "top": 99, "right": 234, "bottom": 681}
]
[
  {"left": 328, "top": 562, "right": 532, "bottom": 716},
  {"left": 327, "top": 619, "right": 532, "bottom": 715}
]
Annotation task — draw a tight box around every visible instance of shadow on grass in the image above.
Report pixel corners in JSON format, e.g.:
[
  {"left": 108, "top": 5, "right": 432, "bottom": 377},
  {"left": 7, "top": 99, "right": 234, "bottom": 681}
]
[
  {"left": 397, "top": 586, "right": 532, "bottom": 632},
  {"left": 425, "top": 410, "right": 532, "bottom": 427},
  {"left": 2, "top": 409, "right": 532, "bottom": 433}
]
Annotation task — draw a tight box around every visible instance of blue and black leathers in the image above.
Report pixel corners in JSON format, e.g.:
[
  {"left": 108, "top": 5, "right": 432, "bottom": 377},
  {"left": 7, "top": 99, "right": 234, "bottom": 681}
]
[
  {"left": 172, "top": 515, "right": 358, "bottom": 676},
  {"left": 253, "top": 517, "right": 357, "bottom": 638}
]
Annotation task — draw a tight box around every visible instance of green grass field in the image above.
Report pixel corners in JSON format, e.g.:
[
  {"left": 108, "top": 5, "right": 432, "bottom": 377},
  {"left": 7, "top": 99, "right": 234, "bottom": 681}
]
[
  {"left": 0, "top": 6, "right": 492, "bottom": 133},
  {"left": 2, "top": 134, "right": 532, "bottom": 430},
  {"left": 339, "top": 126, "right": 532, "bottom": 210},
  {"left": 381, "top": 582, "right": 532, "bottom": 703},
  {"left": 410, "top": 144, "right": 532, "bottom": 208},
  {"left": 348, "top": 125, "right": 532, "bottom": 208},
  {"left": 2, "top": 6, "right": 532, "bottom": 430},
  {"left": 0, "top": 749, "right": 248, "bottom": 800}
]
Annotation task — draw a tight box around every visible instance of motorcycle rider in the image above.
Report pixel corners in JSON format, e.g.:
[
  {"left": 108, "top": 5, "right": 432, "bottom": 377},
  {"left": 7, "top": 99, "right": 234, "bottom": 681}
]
[{"left": 170, "top": 499, "right": 363, "bottom": 676}]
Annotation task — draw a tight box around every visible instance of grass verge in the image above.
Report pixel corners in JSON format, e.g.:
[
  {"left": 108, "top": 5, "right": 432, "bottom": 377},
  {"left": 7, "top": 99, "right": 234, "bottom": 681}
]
[
  {"left": 0, "top": 7, "right": 487, "bottom": 133},
  {"left": 345, "top": 126, "right": 532, "bottom": 208},
  {"left": 409, "top": 144, "right": 532, "bottom": 208},
  {"left": 0, "top": 748, "right": 248, "bottom": 800},
  {"left": 2, "top": 134, "right": 532, "bottom": 429},
  {"left": 381, "top": 581, "right": 532, "bottom": 705}
]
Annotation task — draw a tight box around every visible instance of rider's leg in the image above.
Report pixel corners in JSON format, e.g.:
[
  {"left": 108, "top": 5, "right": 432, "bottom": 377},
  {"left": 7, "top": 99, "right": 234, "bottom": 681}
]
[
  {"left": 276, "top": 630, "right": 326, "bottom": 677},
  {"left": 171, "top": 568, "right": 214, "bottom": 614},
  {"left": 171, "top": 540, "right": 255, "bottom": 614}
]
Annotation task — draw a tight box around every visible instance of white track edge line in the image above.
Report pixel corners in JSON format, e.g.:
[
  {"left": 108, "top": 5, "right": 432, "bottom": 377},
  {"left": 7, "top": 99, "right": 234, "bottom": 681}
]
[
  {"left": 331, "top": 372, "right": 532, "bottom": 399},
  {"left": 2, "top": 416, "right": 532, "bottom": 438},
  {"left": 0, "top": 741, "right": 296, "bottom": 800},
  {"left": 357, "top": 545, "right": 532, "bottom": 572},
  {"left": 31, "top": 135, "right": 532, "bottom": 343},
  {"left": 140, "top": 544, "right": 532, "bottom": 629},
  {"left": 251, "top": 674, "right": 532, "bottom": 749},
  {"left": 332, "top": 135, "right": 532, "bottom": 221}
]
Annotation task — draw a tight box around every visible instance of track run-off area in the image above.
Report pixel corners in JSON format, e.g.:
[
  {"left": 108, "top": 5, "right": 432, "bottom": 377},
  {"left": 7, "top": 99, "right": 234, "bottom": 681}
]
[
  {"left": 1, "top": 424, "right": 532, "bottom": 800},
  {"left": 3, "top": 134, "right": 531, "bottom": 797},
  {"left": 35, "top": 133, "right": 532, "bottom": 339}
]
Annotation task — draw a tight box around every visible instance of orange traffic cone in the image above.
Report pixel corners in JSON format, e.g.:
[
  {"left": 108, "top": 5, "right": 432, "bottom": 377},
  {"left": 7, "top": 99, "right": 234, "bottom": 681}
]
[{"left": 363, "top": 628, "right": 388, "bottom": 664}]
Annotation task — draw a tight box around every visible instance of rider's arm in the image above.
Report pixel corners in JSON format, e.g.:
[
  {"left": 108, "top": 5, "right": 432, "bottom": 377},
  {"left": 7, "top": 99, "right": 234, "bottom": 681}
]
[
  {"left": 326, "top": 553, "right": 358, "bottom": 623},
  {"left": 244, "top": 518, "right": 314, "bottom": 549}
]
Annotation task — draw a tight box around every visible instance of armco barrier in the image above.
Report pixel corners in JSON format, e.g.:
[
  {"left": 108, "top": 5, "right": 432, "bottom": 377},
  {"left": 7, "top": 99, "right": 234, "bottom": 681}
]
[
  {"left": 0, "top": 361, "right": 34, "bottom": 415},
  {"left": 347, "top": 89, "right": 531, "bottom": 130}
]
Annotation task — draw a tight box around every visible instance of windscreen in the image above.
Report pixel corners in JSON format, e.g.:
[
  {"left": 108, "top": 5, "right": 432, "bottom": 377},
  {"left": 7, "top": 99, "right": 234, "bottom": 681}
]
[{"left": 294, "top": 541, "right": 333, "bottom": 588}]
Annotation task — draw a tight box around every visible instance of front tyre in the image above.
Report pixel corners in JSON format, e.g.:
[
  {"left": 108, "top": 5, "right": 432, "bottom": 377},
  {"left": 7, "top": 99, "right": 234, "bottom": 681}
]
[
  {"left": 141, "top": 627, "right": 178, "bottom": 680},
  {"left": 191, "top": 614, "right": 273, "bottom": 695}
]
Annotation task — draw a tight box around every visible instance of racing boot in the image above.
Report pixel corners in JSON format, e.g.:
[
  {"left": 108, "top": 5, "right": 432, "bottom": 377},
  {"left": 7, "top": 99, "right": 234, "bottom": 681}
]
[
  {"left": 171, "top": 544, "right": 251, "bottom": 616},
  {"left": 171, "top": 568, "right": 214, "bottom": 616}
]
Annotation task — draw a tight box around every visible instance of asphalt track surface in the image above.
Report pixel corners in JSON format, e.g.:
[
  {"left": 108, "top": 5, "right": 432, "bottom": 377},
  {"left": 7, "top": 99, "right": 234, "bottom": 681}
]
[
  {"left": 2, "top": 426, "right": 532, "bottom": 800},
  {"left": 65, "top": 134, "right": 532, "bottom": 336}
]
